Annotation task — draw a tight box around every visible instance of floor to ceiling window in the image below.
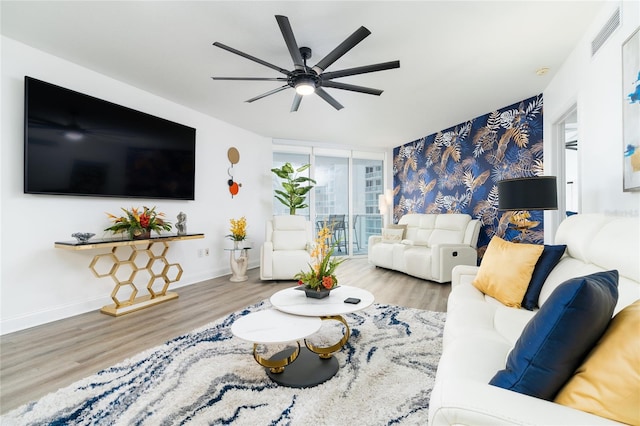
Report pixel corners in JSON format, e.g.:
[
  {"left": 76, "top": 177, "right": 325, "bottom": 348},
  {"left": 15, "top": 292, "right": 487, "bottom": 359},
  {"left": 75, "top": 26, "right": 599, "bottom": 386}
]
[
  {"left": 272, "top": 145, "right": 386, "bottom": 257},
  {"left": 315, "top": 153, "right": 350, "bottom": 255},
  {"left": 352, "top": 158, "right": 384, "bottom": 256}
]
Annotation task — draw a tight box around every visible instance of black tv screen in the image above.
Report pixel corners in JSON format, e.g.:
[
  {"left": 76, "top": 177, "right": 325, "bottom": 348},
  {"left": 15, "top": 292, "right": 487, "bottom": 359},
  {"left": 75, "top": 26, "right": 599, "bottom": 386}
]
[{"left": 24, "top": 76, "right": 196, "bottom": 200}]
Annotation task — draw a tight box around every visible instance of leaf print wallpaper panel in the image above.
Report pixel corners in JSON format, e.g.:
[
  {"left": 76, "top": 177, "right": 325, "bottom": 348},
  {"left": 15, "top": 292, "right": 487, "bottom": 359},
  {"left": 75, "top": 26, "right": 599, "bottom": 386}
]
[{"left": 392, "top": 94, "right": 544, "bottom": 258}]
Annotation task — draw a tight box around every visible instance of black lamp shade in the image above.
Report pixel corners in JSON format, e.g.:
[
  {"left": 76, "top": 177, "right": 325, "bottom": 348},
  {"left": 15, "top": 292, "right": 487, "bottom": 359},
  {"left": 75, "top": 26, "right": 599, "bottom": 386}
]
[{"left": 498, "top": 176, "right": 558, "bottom": 211}]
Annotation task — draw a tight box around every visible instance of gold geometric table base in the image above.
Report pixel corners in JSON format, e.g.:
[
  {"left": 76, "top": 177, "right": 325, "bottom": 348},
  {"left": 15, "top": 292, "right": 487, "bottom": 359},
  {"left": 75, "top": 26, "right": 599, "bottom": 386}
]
[
  {"left": 100, "top": 291, "right": 179, "bottom": 317},
  {"left": 55, "top": 234, "right": 204, "bottom": 317},
  {"left": 89, "top": 241, "right": 183, "bottom": 316}
]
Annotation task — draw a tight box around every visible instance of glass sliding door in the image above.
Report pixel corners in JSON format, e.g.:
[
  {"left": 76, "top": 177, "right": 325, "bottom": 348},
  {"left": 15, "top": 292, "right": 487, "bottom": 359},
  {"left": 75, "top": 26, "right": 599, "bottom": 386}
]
[
  {"left": 352, "top": 158, "right": 384, "bottom": 256},
  {"left": 314, "top": 155, "right": 349, "bottom": 256},
  {"left": 273, "top": 144, "right": 387, "bottom": 258}
]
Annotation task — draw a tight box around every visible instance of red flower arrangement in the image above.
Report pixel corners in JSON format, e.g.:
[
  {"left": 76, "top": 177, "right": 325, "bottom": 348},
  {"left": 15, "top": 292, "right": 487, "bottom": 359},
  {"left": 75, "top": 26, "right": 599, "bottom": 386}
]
[{"left": 105, "top": 206, "right": 172, "bottom": 239}]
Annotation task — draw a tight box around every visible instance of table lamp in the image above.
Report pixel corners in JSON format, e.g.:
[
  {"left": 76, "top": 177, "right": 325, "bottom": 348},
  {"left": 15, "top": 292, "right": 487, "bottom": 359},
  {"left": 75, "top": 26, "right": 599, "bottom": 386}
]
[{"left": 498, "top": 176, "right": 558, "bottom": 241}]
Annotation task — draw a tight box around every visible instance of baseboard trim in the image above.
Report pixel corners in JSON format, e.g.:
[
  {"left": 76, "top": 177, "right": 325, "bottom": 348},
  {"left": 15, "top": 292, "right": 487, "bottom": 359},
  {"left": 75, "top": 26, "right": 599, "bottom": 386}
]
[{"left": 0, "top": 269, "right": 239, "bottom": 336}]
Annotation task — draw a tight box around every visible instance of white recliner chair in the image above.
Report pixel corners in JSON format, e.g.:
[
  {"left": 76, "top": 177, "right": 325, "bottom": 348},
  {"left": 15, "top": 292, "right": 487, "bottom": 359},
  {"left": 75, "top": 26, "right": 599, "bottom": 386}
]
[{"left": 260, "top": 215, "right": 314, "bottom": 280}]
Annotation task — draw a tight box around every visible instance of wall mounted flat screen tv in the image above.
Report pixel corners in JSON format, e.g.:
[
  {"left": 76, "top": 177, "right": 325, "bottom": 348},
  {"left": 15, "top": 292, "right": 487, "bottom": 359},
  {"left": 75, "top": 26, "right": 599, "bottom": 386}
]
[{"left": 24, "top": 76, "right": 196, "bottom": 200}]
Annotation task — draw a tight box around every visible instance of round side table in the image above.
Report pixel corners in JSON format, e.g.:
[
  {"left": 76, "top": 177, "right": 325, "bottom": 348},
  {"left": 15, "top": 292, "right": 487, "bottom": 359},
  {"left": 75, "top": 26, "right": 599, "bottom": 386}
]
[{"left": 224, "top": 247, "right": 251, "bottom": 282}]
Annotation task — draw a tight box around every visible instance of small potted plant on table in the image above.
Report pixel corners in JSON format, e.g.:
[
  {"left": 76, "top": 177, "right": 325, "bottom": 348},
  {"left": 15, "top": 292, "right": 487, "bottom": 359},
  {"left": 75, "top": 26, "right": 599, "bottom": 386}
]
[
  {"left": 105, "top": 206, "right": 172, "bottom": 240},
  {"left": 294, "top": 223, "right": 346, "bottom": 298}
]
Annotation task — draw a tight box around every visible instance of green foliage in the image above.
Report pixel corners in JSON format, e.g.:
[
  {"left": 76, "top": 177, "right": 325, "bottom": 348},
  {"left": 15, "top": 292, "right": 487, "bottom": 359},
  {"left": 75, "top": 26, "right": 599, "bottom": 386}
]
[
  {"left": 104, "top": 206, "right": 172, "bottom": 239},
  {"left": 271, "top": 163, "right": 316, "bottom": 215}
]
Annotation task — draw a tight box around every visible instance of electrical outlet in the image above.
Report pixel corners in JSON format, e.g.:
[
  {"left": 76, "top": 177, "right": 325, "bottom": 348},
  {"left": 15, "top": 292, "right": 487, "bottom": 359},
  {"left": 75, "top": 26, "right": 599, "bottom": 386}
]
[{"left": 197, "top": 249, "right": 203, "bottom": 257}]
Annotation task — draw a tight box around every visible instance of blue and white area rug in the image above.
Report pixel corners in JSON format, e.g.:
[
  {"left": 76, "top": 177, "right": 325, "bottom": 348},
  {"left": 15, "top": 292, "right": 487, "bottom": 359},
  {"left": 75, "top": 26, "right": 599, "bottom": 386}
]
[{"left": 3, "top": 302, "right": 445, "bottom": 425}]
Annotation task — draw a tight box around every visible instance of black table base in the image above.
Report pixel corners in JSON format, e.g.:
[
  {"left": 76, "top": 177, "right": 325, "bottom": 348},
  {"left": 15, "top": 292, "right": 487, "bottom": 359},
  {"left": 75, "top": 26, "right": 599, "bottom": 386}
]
[{"left": 265, "top": 346, "right": 339, "bottom": 388}]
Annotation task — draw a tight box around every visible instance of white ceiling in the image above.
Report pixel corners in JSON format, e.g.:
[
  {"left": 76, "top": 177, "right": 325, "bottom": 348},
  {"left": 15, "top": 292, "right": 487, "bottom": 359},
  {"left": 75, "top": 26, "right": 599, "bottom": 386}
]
[{"left": 1, "top": 1, "right": 603, "bottom": 150}]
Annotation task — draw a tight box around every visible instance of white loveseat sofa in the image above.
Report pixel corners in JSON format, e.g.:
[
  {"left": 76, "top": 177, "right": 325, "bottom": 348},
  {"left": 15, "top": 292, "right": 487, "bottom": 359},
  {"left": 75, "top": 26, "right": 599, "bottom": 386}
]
[
  {"left": 260, "top": 215, "right": 313, "bottom": 281},
  {"left": 429, "top": 214, "right": 640, "bottom": 425},
  {"left": 368, "top": 214, "right": 481, "bottom": 283}
]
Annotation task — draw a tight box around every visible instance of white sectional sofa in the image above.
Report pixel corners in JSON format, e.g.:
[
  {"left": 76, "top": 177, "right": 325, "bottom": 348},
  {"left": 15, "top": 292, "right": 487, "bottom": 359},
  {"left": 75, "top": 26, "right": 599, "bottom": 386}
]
[
  {"left": 368, "top": 214, "right": 481, "bottom": 283},
  {"left": 429, "top": 214, "right": 640, "bottom": 425}
]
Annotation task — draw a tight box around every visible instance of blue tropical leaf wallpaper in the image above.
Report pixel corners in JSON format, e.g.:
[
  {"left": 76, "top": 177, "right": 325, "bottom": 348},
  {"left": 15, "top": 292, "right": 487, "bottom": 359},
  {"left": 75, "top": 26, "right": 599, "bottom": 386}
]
[{"left": 392, "top": 94, "right": 544, "bottom": 258}]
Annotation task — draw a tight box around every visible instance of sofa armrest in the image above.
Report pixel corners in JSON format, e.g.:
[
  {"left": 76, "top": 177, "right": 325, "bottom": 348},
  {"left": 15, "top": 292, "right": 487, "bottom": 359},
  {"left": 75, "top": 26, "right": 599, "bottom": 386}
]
[
  {"left": 367, "top": 235, "right": 382, "bottom": 263},
  {"left": 451, "top": 264, "right": 480, "bottom": 289},
  {"left": 260, "top": 241, "right": 274, "bottom": 279},
  {"left": 429, "top": 379, "right": 622, "bottom": 426},
  {"left": 431, "top": 244, "right": 478, "bottom": 283}
]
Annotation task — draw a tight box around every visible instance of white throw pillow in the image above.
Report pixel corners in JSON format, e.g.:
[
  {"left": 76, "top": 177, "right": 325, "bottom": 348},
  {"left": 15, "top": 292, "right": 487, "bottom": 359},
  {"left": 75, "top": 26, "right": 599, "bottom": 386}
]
[
  {"left": 273, "top": 215, "right": 306, "bottom": 231},
  {"left": 272, "top": 230, "right": 307, "bottom": 250},
  {"left": 382, "top": 227, "right": 404, "bottom": 243}
]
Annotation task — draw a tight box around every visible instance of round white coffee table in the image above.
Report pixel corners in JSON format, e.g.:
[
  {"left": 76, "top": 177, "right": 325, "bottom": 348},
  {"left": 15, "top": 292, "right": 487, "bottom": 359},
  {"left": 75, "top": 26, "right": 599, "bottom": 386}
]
[
  {"left": 271, "top": 285, "right": 375, "bottom": 316},
  {"left": 270, "top": 285, "right": 374, "bottom": 357},
  {"left": 231, "top": 309, "right": 321, "bottom": 372},
  {"left": 231, "top": 309, "right": 340, "bottom": 387}
]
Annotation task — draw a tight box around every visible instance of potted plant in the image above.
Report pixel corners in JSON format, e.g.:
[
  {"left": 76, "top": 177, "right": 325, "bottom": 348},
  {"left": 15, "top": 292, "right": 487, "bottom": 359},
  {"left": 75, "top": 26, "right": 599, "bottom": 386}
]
[
  {"left": 271, "top": 163, "right": 316, "bottom": 215},
  {"left": 226, "top": 216, "right": 247, "bottom": 249},
  {"left": 105, "top": 206, "right": 172, "bottom": 240},
  {"left": 294, "top": 223, "right": 346, "bottom": 298}
]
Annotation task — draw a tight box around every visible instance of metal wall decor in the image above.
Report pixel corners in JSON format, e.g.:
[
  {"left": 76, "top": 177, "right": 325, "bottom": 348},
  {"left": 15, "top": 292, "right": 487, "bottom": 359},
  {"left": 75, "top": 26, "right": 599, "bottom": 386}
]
[{"left": 227, "top": 147, "right": 242, "bottom": 197}]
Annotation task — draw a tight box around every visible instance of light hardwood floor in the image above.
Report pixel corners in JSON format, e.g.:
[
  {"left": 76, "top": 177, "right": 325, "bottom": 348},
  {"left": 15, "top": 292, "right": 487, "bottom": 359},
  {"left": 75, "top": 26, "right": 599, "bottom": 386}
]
[{"left": 0, "top": 258, "right": 450, "bottom": 414}]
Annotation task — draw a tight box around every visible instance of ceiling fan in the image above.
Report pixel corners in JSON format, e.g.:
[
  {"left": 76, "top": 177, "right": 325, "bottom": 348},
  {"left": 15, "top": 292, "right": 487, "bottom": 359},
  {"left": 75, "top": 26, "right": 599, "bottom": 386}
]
[{"left": 211, "top": 15, "right": 400, "bottom": 112}]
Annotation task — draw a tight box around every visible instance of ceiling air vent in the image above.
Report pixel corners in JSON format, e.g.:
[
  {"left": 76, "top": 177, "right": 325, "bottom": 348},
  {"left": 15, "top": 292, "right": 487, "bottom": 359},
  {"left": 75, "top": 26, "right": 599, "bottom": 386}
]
[{"left": 591, "top": 7, "right": 620, "bottom": 56}]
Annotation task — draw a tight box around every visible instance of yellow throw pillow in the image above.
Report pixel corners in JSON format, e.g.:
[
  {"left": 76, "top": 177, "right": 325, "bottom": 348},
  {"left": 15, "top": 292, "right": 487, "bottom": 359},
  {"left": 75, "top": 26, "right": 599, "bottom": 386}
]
[
  {"left": 555, "top": 300, "right": 640, "bottom": 425},
  {"left": 472, "top": 236, "right": 543, "bottom": 308}
]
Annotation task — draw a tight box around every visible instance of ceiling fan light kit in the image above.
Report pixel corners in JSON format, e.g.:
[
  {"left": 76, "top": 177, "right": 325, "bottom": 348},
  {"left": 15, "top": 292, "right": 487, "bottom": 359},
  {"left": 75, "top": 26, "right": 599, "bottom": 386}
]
[
  {"left": 295, "top": 79, "right": 316, "bottom": 96},
  {"left": 211, "top": 15, "right": 400, "bottom": 112}
]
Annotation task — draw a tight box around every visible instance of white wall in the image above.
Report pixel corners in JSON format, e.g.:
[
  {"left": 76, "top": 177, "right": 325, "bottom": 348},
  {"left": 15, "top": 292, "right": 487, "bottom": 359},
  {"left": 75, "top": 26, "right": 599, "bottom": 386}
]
[
  {"left": 543, "top": 1, "right": 640, "bottom": 240},
  {"left": 1, "top": 37, "right": 273, "bottom": 334},
  {"left": 3, "top": 1, "right": 639, "bottom": 334}
]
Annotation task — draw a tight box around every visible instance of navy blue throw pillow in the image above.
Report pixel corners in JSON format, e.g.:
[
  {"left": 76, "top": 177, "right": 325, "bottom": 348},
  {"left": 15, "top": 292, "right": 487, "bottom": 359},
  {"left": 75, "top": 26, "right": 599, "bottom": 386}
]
[
  {"left": 490, "top": 270, "right": 618, "bottom": 400},
  {"left": 521, "top": 244, "right": 567, "bottom": 310}
]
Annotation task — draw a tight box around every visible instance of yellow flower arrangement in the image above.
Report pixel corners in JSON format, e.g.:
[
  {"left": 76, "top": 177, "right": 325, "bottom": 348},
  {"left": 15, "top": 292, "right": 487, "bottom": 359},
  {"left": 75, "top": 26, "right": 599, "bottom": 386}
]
[
  {"left": 105, "top": 206, "right": 172, "bottom": 239},
  {"left": 227, "top": 216, "right": 247, "bottom": 241},
  {"left": 294, "top": 223, "right": 346, "bottom": 291}
]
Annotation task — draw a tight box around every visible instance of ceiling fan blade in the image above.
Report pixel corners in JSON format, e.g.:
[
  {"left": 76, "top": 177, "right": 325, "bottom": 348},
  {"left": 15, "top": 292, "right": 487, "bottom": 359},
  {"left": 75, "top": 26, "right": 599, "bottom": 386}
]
[
  {"left": 291, "top": 93, "right": 303, "bottom": 112},
  {"left": 213, "top": 42, "right": 290, "bottom": 75},
  {"left": 312, "top": 26, "right": 371, "bottom": 74},
  {"left": 211, "top": 77, "right": 288, "bottom": 81},
  {"left": 321, "top": 60, "right": 400, "bottom": 80},
  {"left": 315, "top": 88, "right": 344, "bottom": 110},
  {"left": 245, "top": 85, "right": 290, "bottom": 103},
  {"left": 321, "top": 81, "right": 383, "bottom": 96},
  {"left": 275, "top": 15, "right": 304, "bottom": 70}
]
